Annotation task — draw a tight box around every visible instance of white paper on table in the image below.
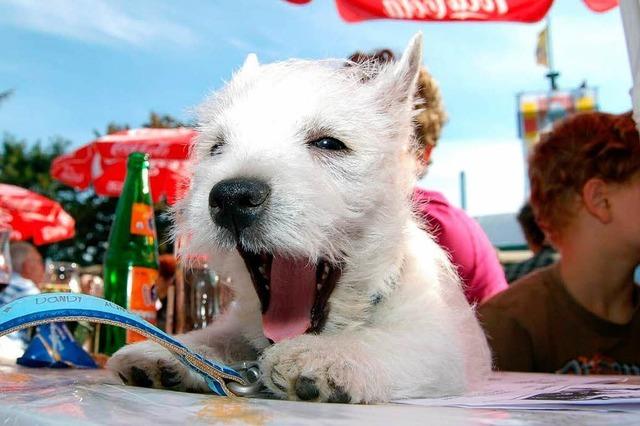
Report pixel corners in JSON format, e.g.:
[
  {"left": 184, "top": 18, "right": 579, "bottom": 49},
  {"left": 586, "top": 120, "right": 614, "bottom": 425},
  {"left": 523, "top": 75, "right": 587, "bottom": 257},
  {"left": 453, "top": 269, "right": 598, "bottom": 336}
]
[{"left": 395, "top": 372, "right": 640, "bottom": 411}]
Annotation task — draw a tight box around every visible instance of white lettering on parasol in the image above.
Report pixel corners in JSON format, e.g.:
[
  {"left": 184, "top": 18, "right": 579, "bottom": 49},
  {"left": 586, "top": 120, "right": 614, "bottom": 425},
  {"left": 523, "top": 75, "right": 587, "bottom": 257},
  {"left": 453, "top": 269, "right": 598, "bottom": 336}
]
[
  {"left": 58, "top": 211, "right": 74, "bottom": 226},
  {"left": 57, "top": 167, "right": 85, "bottom": 185},
  {"left": 10, "top": 199, "right": 45, "bottom": 212},
  {"left": 0, "top": 209, "right": 13, "bottom": 223},
  {"left": 40, "top": 226, "right": 67, "bottom": 241},
  {"left": 106, "top": 181, "right": 124, "bottom": 194},
  {"left": 109, "top": 143, "right": 172, "bottom": 158},
  {"left": 382, "top": 0, "right": 509, "bottom": 20},
  {"left": 91, "top": 153, "right": 103, "bottom": 180}
]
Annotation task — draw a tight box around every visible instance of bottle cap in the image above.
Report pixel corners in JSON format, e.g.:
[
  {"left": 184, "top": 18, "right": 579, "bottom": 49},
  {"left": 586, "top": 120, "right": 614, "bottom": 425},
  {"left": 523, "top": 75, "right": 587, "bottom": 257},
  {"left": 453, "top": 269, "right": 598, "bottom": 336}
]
[{"left": 127, "top": 152, "right": 149, "bottom": 168}]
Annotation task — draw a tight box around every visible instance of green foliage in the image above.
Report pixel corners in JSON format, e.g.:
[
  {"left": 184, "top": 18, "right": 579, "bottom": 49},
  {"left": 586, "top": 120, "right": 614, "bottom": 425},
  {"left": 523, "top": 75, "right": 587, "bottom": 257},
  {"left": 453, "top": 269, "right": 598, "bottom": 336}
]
[
  {"left": 1, "top": 111, "right": 185, "bottom": 266},
  {"left": 94, "top": 122, "right": 130, "bottom": 138},
  {"left": 47, "top": 193, "right": 118, "bottom": 265},
  {"left": 94, "top": 110, "right": 193, "bottom": 138},
  {"left": 144, "top": 111, "right": 190, "bottom": 129},
  {"left": 0, "top": 134, "right": 66, "bottom": 196},
  {"left": 0, "top": 133, "right": 116, "bottom": 265}
]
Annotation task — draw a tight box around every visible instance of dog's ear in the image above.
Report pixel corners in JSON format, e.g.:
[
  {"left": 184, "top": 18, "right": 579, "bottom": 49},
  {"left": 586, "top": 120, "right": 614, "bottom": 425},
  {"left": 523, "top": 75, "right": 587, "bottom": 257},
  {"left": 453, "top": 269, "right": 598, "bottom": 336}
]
[
  {"left": 393, "top": 32, "right": 423, "bottom": 103},
  {"left": 237, "top": 53, "right": 260, "bottom": 77},
  {"left": 369, "top": 33, "right": 422, "bottom": 105}
]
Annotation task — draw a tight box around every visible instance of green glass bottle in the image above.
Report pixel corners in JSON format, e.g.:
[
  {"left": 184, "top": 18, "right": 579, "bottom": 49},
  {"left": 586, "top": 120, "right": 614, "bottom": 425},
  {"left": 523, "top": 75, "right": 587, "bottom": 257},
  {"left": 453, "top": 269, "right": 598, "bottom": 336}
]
[{"left": 98, "top": 152, "right": 159, "bottom": 355}]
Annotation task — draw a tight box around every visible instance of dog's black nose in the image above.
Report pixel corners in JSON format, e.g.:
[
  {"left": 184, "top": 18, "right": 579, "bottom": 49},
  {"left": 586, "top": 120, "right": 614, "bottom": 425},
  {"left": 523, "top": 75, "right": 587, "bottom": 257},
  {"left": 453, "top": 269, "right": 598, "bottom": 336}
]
[{"left": 209, "top": 178, "right": 271, "bottom": 235}]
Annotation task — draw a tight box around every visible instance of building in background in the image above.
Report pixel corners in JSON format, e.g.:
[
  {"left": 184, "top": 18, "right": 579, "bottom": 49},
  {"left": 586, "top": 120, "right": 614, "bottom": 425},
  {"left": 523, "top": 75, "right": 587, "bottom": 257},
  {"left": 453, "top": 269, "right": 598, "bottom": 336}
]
[
  {"left": 517, "top": 87, "right": 599, "bottom": 150},
  {"left": 516, "top": 86, "right": 599, "bottom": 197}
]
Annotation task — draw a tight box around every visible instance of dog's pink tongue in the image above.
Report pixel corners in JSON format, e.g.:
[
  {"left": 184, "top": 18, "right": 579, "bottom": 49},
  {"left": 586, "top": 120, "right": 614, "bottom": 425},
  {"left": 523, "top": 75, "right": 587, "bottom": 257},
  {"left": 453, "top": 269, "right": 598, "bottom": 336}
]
[{"left": 262, "top": 256, "right": 316, "bottom": 343}]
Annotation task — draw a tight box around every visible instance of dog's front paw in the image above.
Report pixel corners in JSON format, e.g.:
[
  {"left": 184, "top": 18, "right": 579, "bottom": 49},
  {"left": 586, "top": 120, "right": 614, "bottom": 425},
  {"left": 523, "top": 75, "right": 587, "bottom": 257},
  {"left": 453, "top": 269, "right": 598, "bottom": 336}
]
[
  {"left": 260, "top": 335, "right": 387, "bottom": 403},
  {"left": 106, "top": 341, "right": 210, "bottom": 392}
]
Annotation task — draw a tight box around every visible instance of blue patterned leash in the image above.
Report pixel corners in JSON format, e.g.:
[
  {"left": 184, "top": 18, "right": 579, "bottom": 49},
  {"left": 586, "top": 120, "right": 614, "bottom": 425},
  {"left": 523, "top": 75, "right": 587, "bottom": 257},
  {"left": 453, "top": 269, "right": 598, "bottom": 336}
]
[{"left": 0, "top": 293, "right": 262, "bottom": 397}]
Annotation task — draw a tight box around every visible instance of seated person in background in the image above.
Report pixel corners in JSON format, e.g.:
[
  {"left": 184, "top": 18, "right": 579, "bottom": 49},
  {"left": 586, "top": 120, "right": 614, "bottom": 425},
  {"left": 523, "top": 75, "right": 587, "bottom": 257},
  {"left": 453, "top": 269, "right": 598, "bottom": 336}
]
[
  {"left": 0, "top": 241, "right": 43, "bottom": 306},
  {"left": 504, "top": 201, "right": 558, "bottom": 283},
  {"left": 349, "top": 49, "right": 508, "bottom": 305},
  {"left": 0, "top": 241, "right": 44, "bottom": 356},
  {"left": 479, "top": 111, "right": 640, "bottom": 375}
]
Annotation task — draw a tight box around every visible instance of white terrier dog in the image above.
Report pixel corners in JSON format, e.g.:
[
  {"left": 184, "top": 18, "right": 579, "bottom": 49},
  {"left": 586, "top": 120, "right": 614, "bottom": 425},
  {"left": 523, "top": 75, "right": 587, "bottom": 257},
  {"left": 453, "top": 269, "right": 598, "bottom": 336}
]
[{"left": 107, "top": 33, "right": 491, "bottom": 403}]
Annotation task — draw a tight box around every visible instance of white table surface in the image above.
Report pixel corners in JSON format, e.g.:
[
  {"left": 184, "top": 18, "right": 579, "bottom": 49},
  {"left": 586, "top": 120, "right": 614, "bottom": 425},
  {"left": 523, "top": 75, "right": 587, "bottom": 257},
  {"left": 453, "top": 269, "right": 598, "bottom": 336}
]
[{"left": 1, "top": 363, "right": 640, "bottom": 426}]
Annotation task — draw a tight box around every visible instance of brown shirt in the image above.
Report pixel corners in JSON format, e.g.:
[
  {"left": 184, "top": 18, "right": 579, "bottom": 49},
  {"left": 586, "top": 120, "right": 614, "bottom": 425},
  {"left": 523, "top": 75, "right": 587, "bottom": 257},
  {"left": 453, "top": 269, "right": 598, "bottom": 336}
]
[{"left": 479, "top": 264, "right": 640, "bottom": 374}]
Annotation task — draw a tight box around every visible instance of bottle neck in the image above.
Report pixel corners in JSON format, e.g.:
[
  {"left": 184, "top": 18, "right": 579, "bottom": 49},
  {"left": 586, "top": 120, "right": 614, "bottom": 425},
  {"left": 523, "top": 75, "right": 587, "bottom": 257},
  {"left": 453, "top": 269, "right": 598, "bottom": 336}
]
[{"left": 105, "top": 157, "right": 158, "bottom": 266}]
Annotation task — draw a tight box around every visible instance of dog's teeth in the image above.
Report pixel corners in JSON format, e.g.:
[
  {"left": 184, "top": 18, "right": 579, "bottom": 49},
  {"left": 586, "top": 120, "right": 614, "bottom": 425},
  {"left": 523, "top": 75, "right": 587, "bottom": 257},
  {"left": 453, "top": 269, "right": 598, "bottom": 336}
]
[
  {"left": 321, "top": 272, "right": 328, "bottom": 281},
  {"left": 258, "top": 266, "right": 268, "bottom": 278},
  {"left": 324, "top": 264, "right": 330, "bottom": 273},
  {"left": 265, "top": 284, "right": 270, "bottom": 291},
  {"left": 317, "top": 283, "right": 322, "bottom": 291}
]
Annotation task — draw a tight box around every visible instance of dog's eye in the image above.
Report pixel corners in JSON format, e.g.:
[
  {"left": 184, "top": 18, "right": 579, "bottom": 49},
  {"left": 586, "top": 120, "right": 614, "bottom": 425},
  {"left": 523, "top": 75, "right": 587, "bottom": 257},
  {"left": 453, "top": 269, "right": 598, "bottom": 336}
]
[
  {"left": 208, "top": 133, "right": 226, "bottom": 156},
  {"left": 310, "top": 137, "right": 348, "bottom": 151},
  {"left": 210, "top": 144, "right": 223, "bottom": 156}
]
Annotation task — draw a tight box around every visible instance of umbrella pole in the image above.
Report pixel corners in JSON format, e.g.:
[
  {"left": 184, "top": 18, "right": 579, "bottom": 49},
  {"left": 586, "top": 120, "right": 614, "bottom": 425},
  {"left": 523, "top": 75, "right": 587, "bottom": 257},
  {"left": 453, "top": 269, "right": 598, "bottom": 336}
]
[{"left": 620, "top": 0, "right": 640, "bottom": 131}]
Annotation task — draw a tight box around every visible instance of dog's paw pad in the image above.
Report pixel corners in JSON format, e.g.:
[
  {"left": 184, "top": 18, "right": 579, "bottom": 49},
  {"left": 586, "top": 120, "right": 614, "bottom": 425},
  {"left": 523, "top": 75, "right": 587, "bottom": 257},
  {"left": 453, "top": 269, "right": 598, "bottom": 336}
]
[
  {"left": 130, "top": 366, "right": 153, "bottom": 388},
  {"left": 295, "top": 376, "right": 320, "bottom": 401},
  {"left": 158, "top": 361, "right": 183, "bottom": 388},
  {"left": 107, "top": 341, "right": 211, "bottom": 393},
  {"left": 327, "top": 383, "right": 351, "bottom": 404},
  {"left": 260, "top": 336, "right": 385, "bottom": 403}
]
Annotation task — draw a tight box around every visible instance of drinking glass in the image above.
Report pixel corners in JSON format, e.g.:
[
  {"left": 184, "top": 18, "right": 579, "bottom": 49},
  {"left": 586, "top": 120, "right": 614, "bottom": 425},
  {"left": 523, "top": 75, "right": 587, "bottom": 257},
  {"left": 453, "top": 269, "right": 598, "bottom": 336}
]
[
  {"left": 0, "top": 227, "right": 12, "bottom": 292},
  {"left": 42, "top": 261, "right": 80, "bottom": 293},
  {"left": 184, "top": 260, "right": 220, "bottom": 330}
]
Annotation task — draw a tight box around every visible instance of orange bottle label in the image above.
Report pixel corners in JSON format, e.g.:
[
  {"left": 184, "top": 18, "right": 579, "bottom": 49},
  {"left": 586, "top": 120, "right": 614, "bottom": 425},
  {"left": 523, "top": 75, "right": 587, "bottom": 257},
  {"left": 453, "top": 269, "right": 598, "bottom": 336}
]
[
  {"left": 130, "top": 203, "right": 155, "bottom": 237},
  {"left": 126, "top": 266, "right": 158, "bottom": 344}
]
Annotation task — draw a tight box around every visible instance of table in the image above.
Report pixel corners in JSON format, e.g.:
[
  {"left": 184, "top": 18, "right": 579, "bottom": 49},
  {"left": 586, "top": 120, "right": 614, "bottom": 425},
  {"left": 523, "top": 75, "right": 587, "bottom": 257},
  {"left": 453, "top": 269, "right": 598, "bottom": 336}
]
[{"left": 1, "top": 363, "right": 639, "bottom": 425}]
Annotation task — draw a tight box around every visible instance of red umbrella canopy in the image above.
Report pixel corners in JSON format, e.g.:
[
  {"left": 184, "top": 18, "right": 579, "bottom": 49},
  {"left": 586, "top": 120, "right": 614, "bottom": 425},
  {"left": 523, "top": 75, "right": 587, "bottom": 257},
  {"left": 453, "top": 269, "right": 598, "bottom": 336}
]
[
  {"left": 284, "top": 0, "right": 551, "bottom": 22},
  {"left": 582, "top": 0, "right": 618, "bottom": 12},
  {"left": 0, "top": 184, "right": 76, "bottom": 245},
  {"left": 51, "top": 128, "right": 197, "bottom": 204},
  {"left": 285, "top": 0, "right": 617, "bottom": 22}
]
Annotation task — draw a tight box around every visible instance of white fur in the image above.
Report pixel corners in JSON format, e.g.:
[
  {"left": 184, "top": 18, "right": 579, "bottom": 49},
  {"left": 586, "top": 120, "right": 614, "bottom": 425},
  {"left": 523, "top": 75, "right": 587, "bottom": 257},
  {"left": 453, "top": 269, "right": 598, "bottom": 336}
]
[{"left": 107, "top": 33, "right": 491, "bottom": 403}]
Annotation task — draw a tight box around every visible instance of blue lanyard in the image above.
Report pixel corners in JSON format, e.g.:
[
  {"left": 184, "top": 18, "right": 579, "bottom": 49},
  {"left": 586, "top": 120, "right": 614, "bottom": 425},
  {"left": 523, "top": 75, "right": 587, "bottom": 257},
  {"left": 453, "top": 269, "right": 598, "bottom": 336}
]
[{"left": 0, "top": 293, "right": 260, "bottom": 396}]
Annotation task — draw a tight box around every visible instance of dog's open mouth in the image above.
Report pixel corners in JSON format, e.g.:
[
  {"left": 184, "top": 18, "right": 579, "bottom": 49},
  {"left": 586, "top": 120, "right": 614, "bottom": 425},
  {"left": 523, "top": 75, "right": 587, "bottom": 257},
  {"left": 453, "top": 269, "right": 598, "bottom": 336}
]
[{"left": 237, "top": 246, "right": 340, "bottom": 343}]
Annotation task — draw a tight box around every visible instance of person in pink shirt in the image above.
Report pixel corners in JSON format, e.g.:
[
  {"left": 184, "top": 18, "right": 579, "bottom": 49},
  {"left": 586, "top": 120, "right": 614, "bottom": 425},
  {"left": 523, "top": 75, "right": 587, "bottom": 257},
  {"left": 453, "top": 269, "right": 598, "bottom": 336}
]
[
  {"left": 413, "top": 188, "right": 508, "bottom": 304},
  {"left": 349, "top": 48, "right": 508, "bottom": 305},
  {"left": 408, "top": 58, "right": 507, "bottom": 305}
]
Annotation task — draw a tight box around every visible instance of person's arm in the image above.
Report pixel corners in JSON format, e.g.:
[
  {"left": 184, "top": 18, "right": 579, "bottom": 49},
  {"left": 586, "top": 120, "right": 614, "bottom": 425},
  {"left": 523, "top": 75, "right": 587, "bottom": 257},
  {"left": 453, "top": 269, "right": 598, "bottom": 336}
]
[{"left": 478, "top": 303, "right": 535, "bottom": 372}]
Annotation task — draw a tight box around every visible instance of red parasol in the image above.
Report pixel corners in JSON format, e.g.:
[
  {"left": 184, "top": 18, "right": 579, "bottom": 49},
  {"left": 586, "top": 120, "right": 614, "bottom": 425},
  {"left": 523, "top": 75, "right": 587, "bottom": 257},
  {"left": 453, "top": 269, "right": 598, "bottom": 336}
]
[
  {"left": 582, "top": 0, "right": 619, "bottom": 12},
  {"left": 51, "top": 128, "right": 197, "bottom": 204},
  {"left": 284, "top": 0, "right": 618, "bottom": 22},
  {"left": 0, "top": 184, "right": 76, "bottom": 245}
]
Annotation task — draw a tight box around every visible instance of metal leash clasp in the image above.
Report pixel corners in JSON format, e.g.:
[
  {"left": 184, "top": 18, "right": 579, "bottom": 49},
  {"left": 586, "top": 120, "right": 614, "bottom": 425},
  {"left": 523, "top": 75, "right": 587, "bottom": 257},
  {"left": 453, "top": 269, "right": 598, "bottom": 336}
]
[{"left": 227, "top": 361, "right": 263, "bottom": 397}]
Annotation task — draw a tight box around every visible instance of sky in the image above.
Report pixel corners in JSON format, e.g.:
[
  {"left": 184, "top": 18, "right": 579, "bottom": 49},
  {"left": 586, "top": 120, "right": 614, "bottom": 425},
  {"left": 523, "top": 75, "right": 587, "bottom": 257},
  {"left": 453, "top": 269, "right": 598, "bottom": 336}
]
[{"left": 0, "top": 0, "right": 632, "bottom": 216}]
